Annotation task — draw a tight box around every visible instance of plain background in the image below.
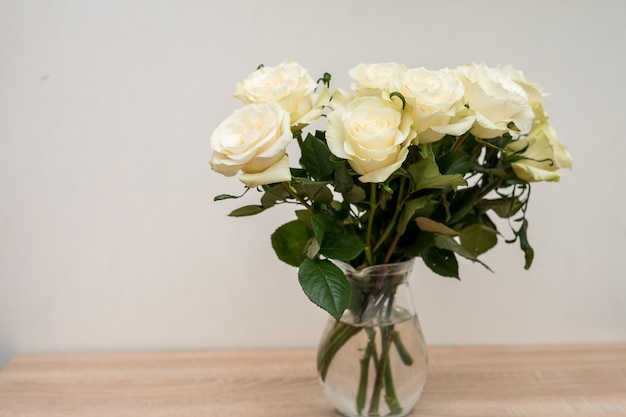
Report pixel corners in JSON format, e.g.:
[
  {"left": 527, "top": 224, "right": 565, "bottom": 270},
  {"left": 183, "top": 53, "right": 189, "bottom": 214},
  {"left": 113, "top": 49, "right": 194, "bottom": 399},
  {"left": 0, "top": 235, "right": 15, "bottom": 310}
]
[{"left": 1, "top": 0, "right": 625, "bottom": 369}]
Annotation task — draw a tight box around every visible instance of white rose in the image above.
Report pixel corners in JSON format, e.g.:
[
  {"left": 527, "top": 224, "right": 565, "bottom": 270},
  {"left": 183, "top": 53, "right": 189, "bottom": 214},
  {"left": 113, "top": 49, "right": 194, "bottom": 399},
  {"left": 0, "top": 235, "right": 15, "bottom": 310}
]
[
  {"left": 458, "top": 63, "right": 535, "bottom": 139},
  {"left": 328, "top": 88, "right": 354, "bottom": 111},
  {"left": 326, "top": 96, "right": 415, "bottom": 183},
  {"left": 234, "top": 60, "right": 327, "bottom": 127},
  {"left": 506, "top": 122, "right": 572, "bottom": 182},
  {"left": 497, "top": 65, "right": 546, "bottom": 107},
  {"left": 498, "top": 64, "right": 549, "bottom": 124},
  {"left": 394, "top": 67, "right": 475, "bottom": 143},
  {"left": 210, "top": 103, "right": 292, "bottom": 187},
  {"left": 349, "top": 62, "right": 408, "bottom": 96}
]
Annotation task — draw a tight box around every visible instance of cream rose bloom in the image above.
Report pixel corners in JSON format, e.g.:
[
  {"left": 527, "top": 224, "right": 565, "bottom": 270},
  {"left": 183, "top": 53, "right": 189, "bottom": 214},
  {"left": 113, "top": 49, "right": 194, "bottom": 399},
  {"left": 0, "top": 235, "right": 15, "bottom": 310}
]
[
  {"left": 498, "top": 64, "right": 549, "bottom": 124},
  {"left": 326, "top": 96, "right": 415, "bottom": 183},
  {"left": 210, "top": 103, "right": 292, "bottom": 187},
  {"left": 458, "top": 63, "right": 535, "bottom": 139},
  {"left": 349, "top": 62, "right": 408, "bottom": 96},
  {"left": 506, "top": 122, "right": 572, "bottom": 182},
  {"left": 234, "top": 60, "right": 328, "bottom": 127},
  {"left": 394, "top": 67, "right": 475, "bottom": 143},
  {"left": 498, "top": 65, "right": 546, "bottom": 106}
]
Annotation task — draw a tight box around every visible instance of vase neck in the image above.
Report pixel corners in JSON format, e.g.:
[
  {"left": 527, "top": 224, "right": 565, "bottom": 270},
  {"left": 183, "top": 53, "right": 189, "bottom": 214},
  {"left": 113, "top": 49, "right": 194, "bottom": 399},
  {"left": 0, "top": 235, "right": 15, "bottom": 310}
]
[{"left": 335, "top": 259, "right": 417, "bottom": 326}]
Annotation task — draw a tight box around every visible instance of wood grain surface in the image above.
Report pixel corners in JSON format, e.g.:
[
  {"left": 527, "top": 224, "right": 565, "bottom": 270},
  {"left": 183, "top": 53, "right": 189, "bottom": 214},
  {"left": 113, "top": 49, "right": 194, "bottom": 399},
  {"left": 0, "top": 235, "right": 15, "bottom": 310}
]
[{"left": 0, "top": 344, "right": 625, "bottom": 417}]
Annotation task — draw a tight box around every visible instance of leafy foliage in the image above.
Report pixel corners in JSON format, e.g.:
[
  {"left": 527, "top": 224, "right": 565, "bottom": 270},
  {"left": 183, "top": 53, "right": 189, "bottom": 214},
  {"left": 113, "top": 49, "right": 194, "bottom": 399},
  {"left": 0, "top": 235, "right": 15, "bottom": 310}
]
[{"left": 222, "top": 128, "right": 540, "bottom": 316}]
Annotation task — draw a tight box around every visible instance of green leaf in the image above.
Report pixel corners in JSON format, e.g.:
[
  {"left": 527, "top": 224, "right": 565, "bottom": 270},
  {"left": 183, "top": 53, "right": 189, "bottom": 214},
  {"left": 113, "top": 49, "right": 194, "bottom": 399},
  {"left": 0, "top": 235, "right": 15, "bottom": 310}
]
[
  {"left": 460, "top": 223, "right": 498, "bottom": 257},
  {"left": 421, "top": 247, "right": 459, "bottom": 279},
  {"left": 295, "top": 210, "right": 313, "bottom": 230},
  {"left": 518, "top": 218, "right": 534, "bottom": 270},
  {"left": 448, "top": 186, "right": 480, "bottom": 224},
  {"left": 260, "top": 184, "right": 291, "bottom": 208},
  {"left": 419, "top": 143, "right": 436, "bottom": 160},
  {"left": 332, "top": 160, "right": 355, "bottom": 194},
  {"left": 294, "top": 183, "right": 333, "bottom": 204},
  {"left": 407, "top": 157, "right": 466, "bottom": 190},
  {"left": 214, "top": 193, "right": 240, "bottom": 201},
  {"left": 298, "top": 258, "right": 351, "bottom": 320},
  {"left": 301, "top": 134, "right": 334, "bottom": 180},
  {"left": 478, "top": 197, "right": 524, "bottom": 218},
  {"left": 311, "top": 212, "right": 332, "bottom": 242},
  {"left": 433, "top": 235, "right": 493, "bottom": 272},
  {"left": 270, "top": 220, "right": 313, "bottom": 267},
  {"left": 291, "top": 177, "right": 332, "bottom": 185},
  {"left": 407, "top": 158, "right": 440, "bottom": 184},
  {"left": 415, "top": 217, "right": 460, "bottom": 236},
  {"left": 486, "top": 135, "right": 514, "bottom": 149},
  {"left": 319, "top": 232, "right": 365, "bottom": 261},
  {"left": 342, "top": 185, "right": 366, "bottom": 203},
  {"left": 290, "top": 168, "right": 308, "bottom": 177},
  {"left": 396, "top": 197, "right": 429, "bottom": 235},
  {"left": 228, "top": 205, "right": 265, "bottom": 217},
  {"left": 214, "top": 187, "right": 250, "bottom": 201},
  {"left": 416, "top": 174, "right": 467, "bottom": 191},
  {"left": 437, "top": 151, "right": 473, "bottom": 175},
  {"left": 433, "top": 235, "right": 472, "bottom": 258},
  {"left": 403, "top": 232, "right": 435, "bottom": 258},
  {"left": 481, "top": 212, "right": 498, "bottom": 231}
]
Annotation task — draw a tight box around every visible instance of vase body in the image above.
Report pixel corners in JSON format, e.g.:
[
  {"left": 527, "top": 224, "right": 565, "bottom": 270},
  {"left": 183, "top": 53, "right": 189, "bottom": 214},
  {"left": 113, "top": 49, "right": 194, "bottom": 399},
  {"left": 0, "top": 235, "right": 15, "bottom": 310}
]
[{"left": 317, "top": 259, "right": 427, "bottom": 417}]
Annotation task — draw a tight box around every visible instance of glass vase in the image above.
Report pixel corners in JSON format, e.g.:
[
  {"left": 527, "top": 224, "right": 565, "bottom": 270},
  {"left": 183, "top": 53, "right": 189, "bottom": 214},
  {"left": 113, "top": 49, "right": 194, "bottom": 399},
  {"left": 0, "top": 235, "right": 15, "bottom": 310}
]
[{"left": 316, "top": 259, "right": 427, "bottom": 417}]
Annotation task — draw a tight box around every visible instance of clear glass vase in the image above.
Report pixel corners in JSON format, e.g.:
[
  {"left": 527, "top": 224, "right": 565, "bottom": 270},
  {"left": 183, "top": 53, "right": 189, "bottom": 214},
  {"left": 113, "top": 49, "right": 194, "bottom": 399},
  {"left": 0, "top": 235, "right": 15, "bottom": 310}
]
[{"left": 317, "top": 259, "right": 427, "bottom": 417}]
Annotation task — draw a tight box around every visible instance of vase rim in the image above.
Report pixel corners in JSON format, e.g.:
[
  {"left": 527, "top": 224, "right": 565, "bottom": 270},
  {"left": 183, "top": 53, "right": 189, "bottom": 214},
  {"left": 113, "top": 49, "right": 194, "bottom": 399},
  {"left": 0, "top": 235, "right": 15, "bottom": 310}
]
[{"left": 333, "top": 258, "right": 415, "bottom": 278}]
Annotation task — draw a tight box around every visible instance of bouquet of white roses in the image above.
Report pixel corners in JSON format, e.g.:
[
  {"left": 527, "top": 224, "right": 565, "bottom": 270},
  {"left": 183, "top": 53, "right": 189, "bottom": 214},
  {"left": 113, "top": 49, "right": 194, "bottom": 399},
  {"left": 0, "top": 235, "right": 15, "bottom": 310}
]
[
  {"left": 209, "top": 60, "right": 571, "bottom": 415},
  {"left": 210, "top": 60, "right": 571, "bottom": 316}
]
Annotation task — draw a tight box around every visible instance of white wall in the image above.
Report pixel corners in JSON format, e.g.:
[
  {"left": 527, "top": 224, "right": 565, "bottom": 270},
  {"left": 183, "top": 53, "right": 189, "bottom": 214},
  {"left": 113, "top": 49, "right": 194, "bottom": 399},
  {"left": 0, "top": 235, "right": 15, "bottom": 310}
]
[{"left": 1, "top": 0, "right": 625, "bottom": 369}]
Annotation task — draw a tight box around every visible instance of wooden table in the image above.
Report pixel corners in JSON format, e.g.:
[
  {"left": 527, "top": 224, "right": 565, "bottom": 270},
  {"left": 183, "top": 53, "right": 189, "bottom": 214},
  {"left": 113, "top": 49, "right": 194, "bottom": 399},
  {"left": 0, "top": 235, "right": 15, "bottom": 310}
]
[{"left": 0, "top": 344, "right": 625, "bottom": 416}]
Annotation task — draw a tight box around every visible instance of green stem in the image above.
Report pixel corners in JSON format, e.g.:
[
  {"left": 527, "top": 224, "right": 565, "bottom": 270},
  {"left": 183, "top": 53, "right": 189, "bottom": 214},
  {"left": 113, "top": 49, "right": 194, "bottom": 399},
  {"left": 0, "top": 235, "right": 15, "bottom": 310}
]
[
  {"left": 321, "top": 274, "right": 412, "bottom": 416},
  {"left": 382, "top": 233, "right": 402, "bottom": 265},
  {"left": 393, "top": 330, "right": 414, "bottom": 366},
  {"left": 317, "top": 321, "right": 363, "bottom": 381},
  {"left": 372, "top": 177, "right": 408, "bottom": 259},
  {"left": 368, "top": 324, "right": 395, "bottom": 415},
  {"left": 477, "top": 176, "right": 504, "bottom": 200},
  {"left": 450, "top": 133, "right": 469, "bottom": 152},
  {"left": 365, "top": 287, "right": 398, "bottom": 415},
  {"left": 364, "top": 183, "right": 378, "bottom": 266},
  {"left": 294, "top": 132, "right": 304, "bottom": 150},
  {"left": 383, "top": 348, "right": 403, "bottom": 415},
  {"left": 356, "top": 328, "right": 376, "bottom": 414}
]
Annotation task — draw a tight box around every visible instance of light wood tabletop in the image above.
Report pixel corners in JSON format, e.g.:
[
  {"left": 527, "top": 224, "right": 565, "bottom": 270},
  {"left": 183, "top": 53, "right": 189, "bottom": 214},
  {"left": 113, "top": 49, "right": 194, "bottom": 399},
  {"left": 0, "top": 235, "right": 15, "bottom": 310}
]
[{"left": 0, "top": 343, "right": 625, "bottom": 416}]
